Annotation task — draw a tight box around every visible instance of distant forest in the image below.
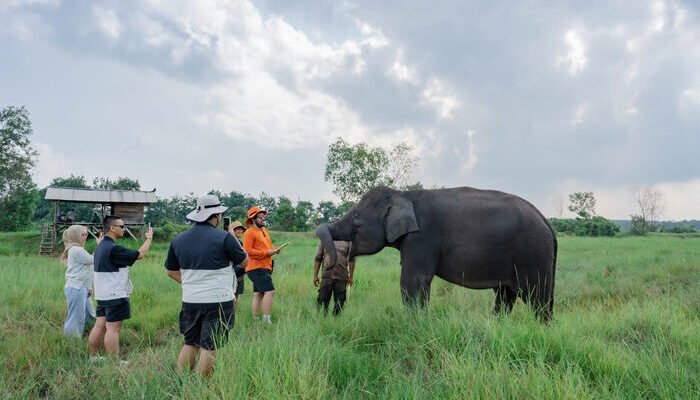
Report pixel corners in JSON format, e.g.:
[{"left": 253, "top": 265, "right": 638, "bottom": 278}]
[{"left": 612, "top": 220, "right": 700, "bottom": 232}]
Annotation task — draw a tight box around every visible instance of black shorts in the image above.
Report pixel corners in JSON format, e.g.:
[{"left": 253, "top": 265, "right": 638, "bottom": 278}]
[
  {"left": 96, "top": 298, "right": 131, "bottom": 323},
  {"left": 235, "top": 277, "right": 245, "bottom": 296},
  {"left": 179, "top": 303, "right": 234, "bottom": 351},
  {"left": 247, "top": 268, "right": 275, "bottom": 293}
]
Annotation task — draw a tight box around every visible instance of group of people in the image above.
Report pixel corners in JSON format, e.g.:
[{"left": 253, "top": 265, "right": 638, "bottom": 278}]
[{"left": 60, "top": 195, "right": 355, "bottom": 377}]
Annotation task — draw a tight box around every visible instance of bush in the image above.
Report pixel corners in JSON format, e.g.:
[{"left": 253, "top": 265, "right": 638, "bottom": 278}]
[
  {"left": 576, "top": 216, "right": 620, "bottom": 237},
  {"left": 152, "top": 220, "right": 190, "bottom": 241},
  {"left": 549, "top": 217, "right": 619, "bottom": 237},
  {"left": 629, "top": 215, "right": 650, "bottom": 236},
  {"left": 659, "top": 225, "right": 697, "bottom": 234},
  {"left": 549, "top": 218, "right": 577, "bottom": 234}
]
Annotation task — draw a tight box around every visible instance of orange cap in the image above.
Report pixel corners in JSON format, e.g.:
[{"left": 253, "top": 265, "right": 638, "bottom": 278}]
[{"left": 245, "top": 206, "right": 268, "bottom": 225}]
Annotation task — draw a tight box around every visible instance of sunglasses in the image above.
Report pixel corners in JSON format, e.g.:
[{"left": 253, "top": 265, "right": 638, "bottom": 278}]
[{"left": 113, "top": 225, "right": 126, "bottom": 229}]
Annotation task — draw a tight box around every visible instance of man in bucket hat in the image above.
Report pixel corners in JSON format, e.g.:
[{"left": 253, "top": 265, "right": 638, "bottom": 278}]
[
  {"left": 243, "top": 206, "right": 282, "bottom": 324},
  {"left": 164, "top": 195, "right": 248, "bottom": 376}
]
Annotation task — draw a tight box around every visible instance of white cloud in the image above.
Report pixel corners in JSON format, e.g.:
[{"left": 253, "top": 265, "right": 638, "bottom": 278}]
[
  {"left": 422, "top": 78, "right": 459, "bottom": 119},
  {"left": 33, "top": 142, "right": 71, "bottom": 187},
  {"left": 388, "top": 50, "right": 419, "bottom": 85},
  {"left": 356, "top": 20, "right": 390, "bottom": 49},
  {"left": 458, "top": 130, "right": 478, "bottom": 173},
  {"left": 0, "top": 0, "right": 59, "bottom": 10},
  {"left": 649, "top": 0, "right": 687, "bottom": 33},
  {"left": 556, "top": 29, "right": 587, "bottom": 76},
  {"left": 679, "top": 88, "right": 700, "bottom": 115},
  {"left": 92, "top": 6, "right": 122, "bottom": 40},
  {"left": 623, "top": 91, "right": 640, "bottom": 115},
  {"left": 124, "top": 1, "right": 397, "bottom": 148},
  {"left": 571, "top": 103, "right": 586, "bottom": 125},
  {"left": 203, "top": 75, "right": 369, "bottom": 149}
]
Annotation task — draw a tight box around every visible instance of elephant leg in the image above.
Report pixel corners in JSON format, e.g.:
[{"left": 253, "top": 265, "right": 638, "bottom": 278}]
[
  {"left": 519, "top": 274, "right": 553, "bottom": 323},
  {"left": 400, "top": 267, "right": 434, "bottom": 308},
  {"left": 493, "top": 285, "right": 517, "bottom": 315},
  {"left": 398, "top": 239, "right": 437, "bottom": 308},
  {"left": 532, "top": 284, "right": 552, "bottom": 323}
]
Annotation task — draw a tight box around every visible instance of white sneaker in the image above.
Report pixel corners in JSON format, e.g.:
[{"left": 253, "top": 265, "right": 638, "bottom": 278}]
[
  {"left": 119, "top": 359, "right": 130, "bottom": 366},
  {"left": 89, "top": 356, "right": 106, "bottom": 363}
]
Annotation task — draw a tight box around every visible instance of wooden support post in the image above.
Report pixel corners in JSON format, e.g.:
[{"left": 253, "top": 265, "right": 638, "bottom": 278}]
[{"left": 123, "top": 226, "right": 138, "bottom": 241}]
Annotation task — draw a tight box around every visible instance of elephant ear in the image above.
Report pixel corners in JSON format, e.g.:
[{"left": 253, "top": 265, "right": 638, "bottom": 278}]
[{"left": 385, "top": 195, "right": 419, "bottom": 243}]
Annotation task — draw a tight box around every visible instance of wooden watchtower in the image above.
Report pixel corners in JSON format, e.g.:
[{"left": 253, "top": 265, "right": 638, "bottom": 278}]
[{"left": 39, "top": 187, "right": 157, "bottom": 255}]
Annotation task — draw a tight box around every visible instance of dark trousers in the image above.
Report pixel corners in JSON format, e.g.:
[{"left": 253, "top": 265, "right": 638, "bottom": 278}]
[{"left": 317, "top": 279, "right": 347, "bottom": 315}]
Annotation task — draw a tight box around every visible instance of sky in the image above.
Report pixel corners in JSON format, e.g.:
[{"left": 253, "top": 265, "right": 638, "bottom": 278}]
[{"left": 1, "top": 0, "right": 699, "bottom": 220}]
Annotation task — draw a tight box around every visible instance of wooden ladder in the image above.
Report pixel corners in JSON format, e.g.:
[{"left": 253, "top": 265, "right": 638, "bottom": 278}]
[{"left": 39, "top": 223, "right": 56, "bottom": 255}]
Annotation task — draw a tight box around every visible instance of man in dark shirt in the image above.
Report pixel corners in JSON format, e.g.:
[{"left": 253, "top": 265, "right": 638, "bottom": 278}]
[
  {"left": 165, "top": 195, "right": 248, "bottom": 377},
  {"left": 88, "top": 215, "right": 153, "bottom": 362},
  {"left": 313, "top": 240, "right": 355, "bottom": 315}
]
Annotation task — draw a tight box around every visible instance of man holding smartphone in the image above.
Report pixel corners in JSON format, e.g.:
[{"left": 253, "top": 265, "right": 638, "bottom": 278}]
[{"left": 89, "top": 216, "right": 153, "bottom": 363}]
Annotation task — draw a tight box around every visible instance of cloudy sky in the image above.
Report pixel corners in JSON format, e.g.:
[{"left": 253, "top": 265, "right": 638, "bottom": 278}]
[{"left": 1, "top": 0, "right": 699, "bottom": 220}]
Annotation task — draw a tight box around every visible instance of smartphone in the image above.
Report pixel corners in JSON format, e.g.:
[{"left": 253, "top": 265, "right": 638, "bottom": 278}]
[{"left": 223, "top": 216, "right": 231, "bottom": 231}]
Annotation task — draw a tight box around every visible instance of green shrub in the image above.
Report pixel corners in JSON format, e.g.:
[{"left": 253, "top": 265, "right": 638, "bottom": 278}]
[
  {"left": 549, "top": 218, "right": 577, "bottom": 234},
  {"left": 659, "top": 225, "right": 697, "bottom": 234},
  {"left": 629, "top": 215, "right": 650, "bottom": 235},
  {"left": 575, "top": 216, "right": 620, "bottom": 237},
  {"left": 152, "top": 219, "right": 189, "bottom": 241},
  {"left": 549, "top": 217, "right": 619, "bottom": 237}
]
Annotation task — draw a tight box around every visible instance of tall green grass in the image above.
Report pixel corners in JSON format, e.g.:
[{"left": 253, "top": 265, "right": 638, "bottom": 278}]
[{"left": 0, "top": 233, "right": 698, "bottom": 399}]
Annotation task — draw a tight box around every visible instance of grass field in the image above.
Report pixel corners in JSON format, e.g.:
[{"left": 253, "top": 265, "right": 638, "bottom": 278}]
[{"left": 0, "top": 231, "right": 698, "bottom": 399}]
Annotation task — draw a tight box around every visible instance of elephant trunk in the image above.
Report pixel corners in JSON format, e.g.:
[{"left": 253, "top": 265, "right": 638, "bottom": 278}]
[{"left": 315, "top": 223, "right": 338, "bottom": 267}]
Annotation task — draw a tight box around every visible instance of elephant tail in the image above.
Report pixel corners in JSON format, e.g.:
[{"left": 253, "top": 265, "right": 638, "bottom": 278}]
[
  {"left": 549, "top": 228, "right": 557, "bottom": 319},
  {"left": 535, "top": 206, "right": 558, "bottom": 321}
]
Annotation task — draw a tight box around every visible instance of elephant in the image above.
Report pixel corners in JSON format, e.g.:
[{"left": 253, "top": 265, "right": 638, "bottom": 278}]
[{"left": 315, "top": 186, "right": 557, "bottom": 321}]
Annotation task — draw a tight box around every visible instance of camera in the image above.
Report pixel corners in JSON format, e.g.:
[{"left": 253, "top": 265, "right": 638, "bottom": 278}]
[{"left": 223, "top": 216, "right": 231, "bottom": 231}]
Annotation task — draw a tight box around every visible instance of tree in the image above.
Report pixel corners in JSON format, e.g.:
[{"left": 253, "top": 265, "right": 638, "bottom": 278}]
[
  {"left": 294, "top": 200, "right": 314, "bottom": 231},
  {"left": 33, "top": 175, "right": 93, "bottom": 222},
  {"left": 314, "top": 200, "right": 341, "bottom": 225},
  {"left": 217, "top": 190, "right": 257, "bottom": 223},
  {"left": 403, "top": 181, "right": 424, "bottom": 191},
  {"left": 93, "top": 176, "right": 141, "bottom": 190},
  {"left": 386, "top": 142, "right": 420, "bottom": 189},
  {"left": 324, "top": 138, "right": 391, "bottom": 202},
  {"left": 630, "top": 186, "right": 665, "bottom": 234},
  {"left": 0, "top": 186, "right": 38, "bottom": 231},
  {"left": 568, "top": 192, "right": 596, "bottom": 220},
  {"left": 255, "top": 192, "right": 277, "bottom": 217},
  {"left": 324, "top": 137, "right": 420, "bottom": 202},
  {"left": 145, "top": 194, "right": 197, "bottom": 225},
  {"left": 0, "top": 106, "right": 39, "bottom": 231},
  {"left": 272, "top": 196, "right": 295, "bottom": 231}
]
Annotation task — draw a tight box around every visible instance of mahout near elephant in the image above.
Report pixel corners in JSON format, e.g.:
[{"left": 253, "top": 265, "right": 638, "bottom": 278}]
[{"left": 315, "top": 186, "right": 557, "bottom": 321}]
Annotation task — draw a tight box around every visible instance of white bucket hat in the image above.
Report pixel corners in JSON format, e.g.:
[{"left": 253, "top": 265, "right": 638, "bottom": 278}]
[{"left": 186, "top": 195, "right": 228, "bottom": 222}]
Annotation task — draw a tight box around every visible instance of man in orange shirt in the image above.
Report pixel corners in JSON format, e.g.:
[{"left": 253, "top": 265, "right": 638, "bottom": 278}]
[{"left": 243, "top": 206, "right": 282, "bottom": 324}]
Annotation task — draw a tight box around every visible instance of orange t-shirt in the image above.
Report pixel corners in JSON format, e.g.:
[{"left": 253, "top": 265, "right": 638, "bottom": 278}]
[{"left": 243, "top": 225, "right": 274, "bottom": 272}]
